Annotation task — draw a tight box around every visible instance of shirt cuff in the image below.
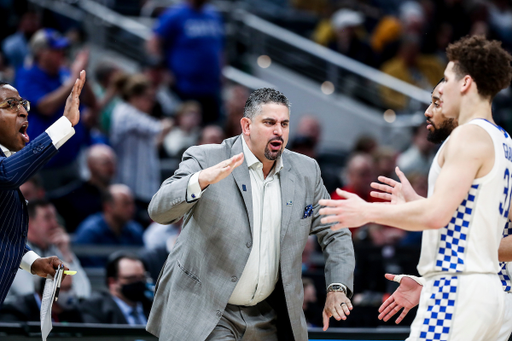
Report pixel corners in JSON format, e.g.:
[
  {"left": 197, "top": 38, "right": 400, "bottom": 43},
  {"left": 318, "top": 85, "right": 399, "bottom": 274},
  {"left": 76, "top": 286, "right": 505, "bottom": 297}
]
[
  {"left": 45, "top": 116, "right": 75, "bottom": 149},
  {"left": 20, "top": 251, "right": 40, "bottom": 273},
  {"left": 186, "top": 171, "right": 205, "bottom": 202}
]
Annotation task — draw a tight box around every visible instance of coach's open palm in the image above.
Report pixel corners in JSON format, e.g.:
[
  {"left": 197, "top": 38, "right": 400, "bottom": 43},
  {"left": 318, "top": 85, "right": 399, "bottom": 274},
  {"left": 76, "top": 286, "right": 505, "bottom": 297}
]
[
  {"left": 198, "top": 152, "right": 244, "bottom": 190},
  {"left": 63, "top": 70, "right": 86, "bottom": 127}
]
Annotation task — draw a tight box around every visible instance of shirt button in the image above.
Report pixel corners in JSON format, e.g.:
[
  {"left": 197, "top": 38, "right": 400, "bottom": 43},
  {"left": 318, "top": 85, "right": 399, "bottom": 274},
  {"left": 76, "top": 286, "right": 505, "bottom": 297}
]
[
  {"left": 216, "top": 310, "right": 222, "bottom": 317},
  {"left": 231, "top": 276, "right": 238, "bottom": 282},
  {"left": 246, "top": 241, "right": 252, "bottom": 248}
]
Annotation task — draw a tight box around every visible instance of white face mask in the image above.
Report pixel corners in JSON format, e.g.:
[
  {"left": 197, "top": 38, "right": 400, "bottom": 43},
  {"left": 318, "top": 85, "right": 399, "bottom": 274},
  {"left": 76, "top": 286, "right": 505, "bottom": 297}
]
[{"left": 57, "top": 290, "right": 77, "bottom": 310}]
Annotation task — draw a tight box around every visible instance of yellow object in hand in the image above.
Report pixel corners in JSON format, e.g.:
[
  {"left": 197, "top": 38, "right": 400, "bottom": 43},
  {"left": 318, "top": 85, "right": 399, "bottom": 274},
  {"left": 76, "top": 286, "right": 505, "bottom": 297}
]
[{"left": 63, "top": 270, "right": 77, "bottom": 275}]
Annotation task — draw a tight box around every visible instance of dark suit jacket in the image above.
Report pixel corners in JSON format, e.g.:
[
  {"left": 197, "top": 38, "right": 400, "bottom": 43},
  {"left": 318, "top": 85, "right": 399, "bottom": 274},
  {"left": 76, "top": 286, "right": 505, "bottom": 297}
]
[
  {"left": 0, "top": 133, "right": 58, "bottom": 305},
  {"left": 79, "top": 291, "right": 150, "bottom": 324}
]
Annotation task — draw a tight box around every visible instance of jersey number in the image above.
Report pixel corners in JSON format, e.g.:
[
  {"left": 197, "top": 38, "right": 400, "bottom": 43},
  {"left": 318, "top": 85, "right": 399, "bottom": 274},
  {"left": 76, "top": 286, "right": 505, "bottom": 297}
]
[{"left": 500, "top": 168, "right": 512, "bottom": 218}]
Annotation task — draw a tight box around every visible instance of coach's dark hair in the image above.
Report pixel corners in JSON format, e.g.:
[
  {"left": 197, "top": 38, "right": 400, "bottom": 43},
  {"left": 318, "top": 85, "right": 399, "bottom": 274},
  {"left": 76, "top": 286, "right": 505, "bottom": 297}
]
[
  {"left": 105, "top": 251, "right": 146, "bottom": 286},
  {"left": 446, "top": 35, "right": 512, "bottom": 100},
  {"left": 27, "top": 198, "right": 51, "bottom": 218},
  {"left": 243, "top": 88, "right": 290, "bottom": 120}
]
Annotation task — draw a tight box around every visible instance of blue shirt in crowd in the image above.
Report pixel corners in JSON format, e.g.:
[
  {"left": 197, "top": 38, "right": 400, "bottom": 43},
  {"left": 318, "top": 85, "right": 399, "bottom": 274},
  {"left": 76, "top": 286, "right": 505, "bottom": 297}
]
[
  {"left": 73, "top": 213, "right": 144, "bottom": 267},
  {"left": 15, "top": 64, "right": 89, "bottom": 168},
  {"left": 154, "top": 3, "right": 224, "bottom": 96}
]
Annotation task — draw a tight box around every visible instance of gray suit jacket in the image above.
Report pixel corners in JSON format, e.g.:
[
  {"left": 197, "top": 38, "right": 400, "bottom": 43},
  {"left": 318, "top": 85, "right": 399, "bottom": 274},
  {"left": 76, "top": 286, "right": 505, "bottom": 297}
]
[{"left": 146, "top": 136, "right": 355, "bottom": 341}]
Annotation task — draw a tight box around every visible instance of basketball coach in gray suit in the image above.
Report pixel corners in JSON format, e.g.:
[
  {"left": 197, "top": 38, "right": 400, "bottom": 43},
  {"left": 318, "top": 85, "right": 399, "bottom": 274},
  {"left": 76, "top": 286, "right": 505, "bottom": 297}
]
[{"left": 146, "top": 88, "right": 355, "bottom": 341}]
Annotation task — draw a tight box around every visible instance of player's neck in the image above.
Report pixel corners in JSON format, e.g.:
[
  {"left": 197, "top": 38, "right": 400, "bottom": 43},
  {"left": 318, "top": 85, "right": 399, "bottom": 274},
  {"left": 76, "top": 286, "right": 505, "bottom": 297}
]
[{"left": 457, "top": 95, "right": 493, "bottom": 125}]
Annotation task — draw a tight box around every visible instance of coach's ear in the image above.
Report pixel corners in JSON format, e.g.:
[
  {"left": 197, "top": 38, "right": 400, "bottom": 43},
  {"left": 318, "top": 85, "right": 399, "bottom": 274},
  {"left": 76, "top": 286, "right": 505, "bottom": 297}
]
[{"left": 241, "top": 117, "right": 251, "bottom": 136}]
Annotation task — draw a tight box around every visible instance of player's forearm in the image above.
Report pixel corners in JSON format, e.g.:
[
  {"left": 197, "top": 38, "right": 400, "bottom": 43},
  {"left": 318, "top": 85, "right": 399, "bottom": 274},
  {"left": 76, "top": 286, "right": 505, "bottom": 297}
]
[{"left": 366, "top": 198, "right": 451, "bottom": 231}]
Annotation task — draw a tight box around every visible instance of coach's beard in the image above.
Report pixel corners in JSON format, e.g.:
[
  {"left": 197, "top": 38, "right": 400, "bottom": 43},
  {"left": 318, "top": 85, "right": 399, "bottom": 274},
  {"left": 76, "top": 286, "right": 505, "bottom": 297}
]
[{"left": 264, "top": 137, "right": 284, "bottom": 161}]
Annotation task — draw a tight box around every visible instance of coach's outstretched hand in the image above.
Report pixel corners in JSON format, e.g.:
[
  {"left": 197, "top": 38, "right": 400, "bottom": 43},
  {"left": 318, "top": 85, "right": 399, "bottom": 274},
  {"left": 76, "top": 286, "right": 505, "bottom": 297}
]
[
  {"left": 63, "top": 70, "right": 86, "bottom": 127},
  {"left": 198, "top": 152, "right": 244, "bottom": 190},
  {"left": 378, "top": 274, "right": 422, "bottom": 324}
]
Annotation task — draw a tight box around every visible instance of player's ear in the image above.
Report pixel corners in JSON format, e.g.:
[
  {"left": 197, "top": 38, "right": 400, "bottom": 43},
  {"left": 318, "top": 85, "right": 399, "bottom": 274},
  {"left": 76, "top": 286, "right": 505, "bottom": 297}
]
[{"left": 460, "top": 75, "right": 472, "bottom": 94}]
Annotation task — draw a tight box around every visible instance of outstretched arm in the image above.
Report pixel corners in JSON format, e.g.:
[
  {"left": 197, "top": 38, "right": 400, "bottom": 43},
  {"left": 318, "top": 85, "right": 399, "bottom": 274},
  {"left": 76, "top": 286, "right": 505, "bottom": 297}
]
[
  {"left": 319, "top": 125, "right": 492, "bottom": 231},
  {"left": 378, "top": 274, "right": 423, "bottom": 324}
]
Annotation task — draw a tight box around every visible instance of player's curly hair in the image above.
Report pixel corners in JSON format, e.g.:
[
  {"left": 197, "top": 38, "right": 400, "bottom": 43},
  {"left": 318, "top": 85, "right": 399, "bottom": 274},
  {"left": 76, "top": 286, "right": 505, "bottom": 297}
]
[{"left": 446, "top": 35, "right": 512, "bottom": 99}]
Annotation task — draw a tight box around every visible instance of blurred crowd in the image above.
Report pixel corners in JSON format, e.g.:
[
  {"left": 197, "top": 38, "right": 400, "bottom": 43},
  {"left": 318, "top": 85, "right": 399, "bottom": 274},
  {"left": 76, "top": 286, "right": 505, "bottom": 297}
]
[{"left": 0, "top": 0, "right": 510, "bottom": 330}]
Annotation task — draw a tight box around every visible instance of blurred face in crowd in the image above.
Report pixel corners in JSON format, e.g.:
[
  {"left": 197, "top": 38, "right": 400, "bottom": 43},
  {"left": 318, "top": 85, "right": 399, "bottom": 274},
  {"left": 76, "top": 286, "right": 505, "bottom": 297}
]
[
  {"left": 179, "top": 107, "right": 202, "bottom": 132},
  {"left": 241, "top": 103, "right": 290, "bottom": 165},
  {"left": 28, "top": 204, "right": 59, "bottom": 249},
  {"left": 130, "top": 88, "right": 155, "bottom": 114},
  {"left": 425, "top": 82, "right": 458, "bottom": 144},
  {"left": 346, "top": 154, "right": 375, "bottom": 195},
  {"left": 199, "top": 125, "right": 224, "bottom": 145},
  {"left": 87, "top": 145, "right": 117, "bottom": 187},
  {"left": 111, "top": 258, "right": 147, "bottom": 304},
  {"left": 0, "top": 85, "right": 30, "bottom": 151},
  {"left": 39, "top": 48, "right": 66, "bottom": 75},
  {"left": 107, "top": 185, "right": 135, "bottom": 224}
]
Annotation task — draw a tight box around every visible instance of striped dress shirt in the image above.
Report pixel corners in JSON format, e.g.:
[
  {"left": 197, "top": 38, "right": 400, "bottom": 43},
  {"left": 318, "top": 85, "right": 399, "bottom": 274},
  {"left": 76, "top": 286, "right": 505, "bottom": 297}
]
[{"left": 110, "top": 102, "right": 162, "bottom": 202}]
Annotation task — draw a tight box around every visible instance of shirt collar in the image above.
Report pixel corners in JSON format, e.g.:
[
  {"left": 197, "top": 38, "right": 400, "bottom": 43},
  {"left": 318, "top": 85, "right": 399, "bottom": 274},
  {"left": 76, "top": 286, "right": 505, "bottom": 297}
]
[
  {"left": 241, "top": 135, "right": 284, "bottom": 175},
  {"left": 0, "top": 144, "right": 14, "bottom": 157}
]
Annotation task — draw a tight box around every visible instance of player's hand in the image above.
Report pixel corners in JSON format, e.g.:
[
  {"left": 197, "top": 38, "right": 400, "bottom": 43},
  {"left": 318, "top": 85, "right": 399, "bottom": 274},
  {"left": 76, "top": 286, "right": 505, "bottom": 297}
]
[
  {"left": 378, "top": 274, "right": 422, "bottom": 324},
  {"left": 198, "top": 153, "right": 244, "bottom": 189},
  {"left": 31, "top": 256, "right": 69, "bottom": 279},
  {"left": 63, "top": 70, "right": 86, "bottom": 127},
  {"left": 370, "top": 167, "right": 420, "bottom": 204},
  {"left": 322, "top": 291, "right": 352, "bottom": 331},
  {"left": 319, "top": 189, "right": 370, "bottom": 230}
]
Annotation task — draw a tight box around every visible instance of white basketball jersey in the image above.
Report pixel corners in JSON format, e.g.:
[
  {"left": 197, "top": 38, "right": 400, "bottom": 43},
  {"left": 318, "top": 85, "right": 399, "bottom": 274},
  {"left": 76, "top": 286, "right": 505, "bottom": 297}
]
[{"left": 418, "top": 119, "right": 512, "bottom": 277}]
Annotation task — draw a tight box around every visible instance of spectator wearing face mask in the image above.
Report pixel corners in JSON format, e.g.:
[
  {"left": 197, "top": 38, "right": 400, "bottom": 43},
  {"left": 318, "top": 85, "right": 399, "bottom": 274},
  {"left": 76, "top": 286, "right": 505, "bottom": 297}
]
[
  {"left": 79, "top": 253, "right": 152, "bottom": 325},
  {"left": 0, "top": 275, "right": 83, "bottom": 323}
]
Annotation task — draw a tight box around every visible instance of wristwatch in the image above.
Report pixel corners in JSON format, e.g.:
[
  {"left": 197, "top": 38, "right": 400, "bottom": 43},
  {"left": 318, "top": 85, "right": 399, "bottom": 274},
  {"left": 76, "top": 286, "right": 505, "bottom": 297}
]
[{"left": 327, "top": 283, "right": 348, "bottom": 295}]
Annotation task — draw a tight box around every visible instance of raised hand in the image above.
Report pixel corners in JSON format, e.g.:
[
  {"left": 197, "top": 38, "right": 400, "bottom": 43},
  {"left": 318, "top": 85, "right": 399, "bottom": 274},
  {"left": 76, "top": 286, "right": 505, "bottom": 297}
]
[
  {"left": 198, "top": 153, "right": 244, "bottom": 189},
  {"left": 63, "top": 70, "right": 86, "bottom": 127},
  {"left": 319, "top": 189, "right": 370, "bottom": 230},
  {"left": 370, "top": 167, "right": 421, "bottom": 204},
  {"left": 378, "top": 274, "right": 422, "bottom": 324}
]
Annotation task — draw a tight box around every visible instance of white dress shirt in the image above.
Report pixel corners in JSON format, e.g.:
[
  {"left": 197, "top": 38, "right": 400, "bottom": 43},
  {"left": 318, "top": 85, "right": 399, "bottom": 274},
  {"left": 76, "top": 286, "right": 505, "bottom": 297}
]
[
  {"left": 187, "top": 137, "right": 283, "bottom": 306},
  {"left": 0, "top": 116, "right": 75, "bottom": 273}
]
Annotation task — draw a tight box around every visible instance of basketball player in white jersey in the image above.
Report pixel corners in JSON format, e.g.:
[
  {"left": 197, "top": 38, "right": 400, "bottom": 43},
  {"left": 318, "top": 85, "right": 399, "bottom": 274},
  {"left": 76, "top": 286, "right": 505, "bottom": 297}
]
[
  {"left": 372, "top": 80, "right": 512, "bottom": 341},
  {"left": 318, "top": 35, "right": 512, "bottom": 340}
]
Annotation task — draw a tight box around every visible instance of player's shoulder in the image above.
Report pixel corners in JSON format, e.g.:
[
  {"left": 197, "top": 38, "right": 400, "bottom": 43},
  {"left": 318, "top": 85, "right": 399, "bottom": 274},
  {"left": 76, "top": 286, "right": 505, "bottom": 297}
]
[{"left": 445, "top": 121, "right": 493, "bottom": 155}]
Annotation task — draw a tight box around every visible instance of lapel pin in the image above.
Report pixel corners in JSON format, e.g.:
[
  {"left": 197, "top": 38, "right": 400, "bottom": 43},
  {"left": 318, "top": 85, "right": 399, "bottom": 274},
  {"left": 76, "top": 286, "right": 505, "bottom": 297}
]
[
  {"left": 242, "top": 184, "right": 247, "bottom": 191},
  {"left": 286, "top": 201, "right": 293, "bottom": 206}
]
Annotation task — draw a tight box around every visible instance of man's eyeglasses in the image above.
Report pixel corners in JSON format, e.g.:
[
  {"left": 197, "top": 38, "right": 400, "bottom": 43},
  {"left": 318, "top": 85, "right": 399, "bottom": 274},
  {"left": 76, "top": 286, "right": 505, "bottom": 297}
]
[{"left": 0, "top": 98, "right": 30, "bottom": 113}]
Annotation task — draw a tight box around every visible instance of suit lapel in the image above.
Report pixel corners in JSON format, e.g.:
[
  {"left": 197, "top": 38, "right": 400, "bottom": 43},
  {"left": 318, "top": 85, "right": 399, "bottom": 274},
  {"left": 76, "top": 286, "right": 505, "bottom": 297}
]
[
  {"left": 230, "top": 137, "right": 254, "bottom": 234},
  {"left": 279, "top": 155, "right": 296, "bottom": 244}
]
